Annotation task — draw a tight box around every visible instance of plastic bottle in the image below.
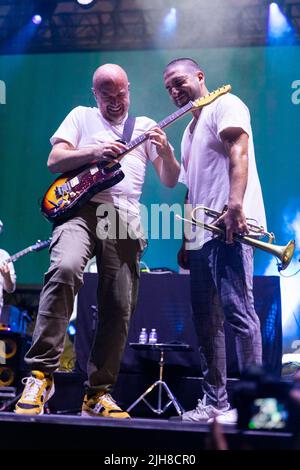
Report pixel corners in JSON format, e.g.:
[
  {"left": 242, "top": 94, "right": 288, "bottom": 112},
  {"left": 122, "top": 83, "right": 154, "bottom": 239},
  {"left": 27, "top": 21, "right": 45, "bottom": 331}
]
[
  {"left": 148, "top": 328, "right": 158, "bottom": 344},
  {"left": 138, "top": 327, "right": 148, "bottom": 344}
]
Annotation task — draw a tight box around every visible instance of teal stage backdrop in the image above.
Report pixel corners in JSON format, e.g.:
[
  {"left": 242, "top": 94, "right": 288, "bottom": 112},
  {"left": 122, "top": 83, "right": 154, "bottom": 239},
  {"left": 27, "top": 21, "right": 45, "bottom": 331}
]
[{"left": 0, "top": 47, "right": 300, "bottom": 345}]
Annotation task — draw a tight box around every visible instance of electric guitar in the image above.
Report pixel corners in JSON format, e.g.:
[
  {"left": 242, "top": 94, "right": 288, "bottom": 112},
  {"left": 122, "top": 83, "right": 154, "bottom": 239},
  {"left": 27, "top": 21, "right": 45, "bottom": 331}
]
[
  {"left": 41, "top": 85, "right": 231, "bottom": 222},
  {"left": 0, "top": 239, "right": 52, "bottom": 267}
]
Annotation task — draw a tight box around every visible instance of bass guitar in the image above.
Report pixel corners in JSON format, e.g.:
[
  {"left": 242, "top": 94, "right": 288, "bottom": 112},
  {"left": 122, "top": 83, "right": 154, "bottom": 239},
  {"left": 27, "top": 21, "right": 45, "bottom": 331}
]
[{"left": 41, "top": 84, "right": 231, "bottom": 222}]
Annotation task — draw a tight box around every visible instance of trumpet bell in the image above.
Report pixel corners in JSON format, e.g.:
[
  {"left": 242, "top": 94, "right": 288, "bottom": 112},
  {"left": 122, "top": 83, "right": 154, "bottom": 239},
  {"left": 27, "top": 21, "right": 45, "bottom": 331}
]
[
  {"left": 280, "top": 239, "right": 295, "bottom": 271},
  {"left": 242, "top": 236, "right": 295, "bottom": 271}
]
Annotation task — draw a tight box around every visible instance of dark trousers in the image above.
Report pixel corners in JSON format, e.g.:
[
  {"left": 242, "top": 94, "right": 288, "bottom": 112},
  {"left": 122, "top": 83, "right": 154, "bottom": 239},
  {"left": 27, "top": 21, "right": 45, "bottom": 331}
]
[
  {"left": 189, "top": 238, "right": 262, "bottom": 409},
  {"left": 25, "top": 203, "right": 142, "bottom": 393}
]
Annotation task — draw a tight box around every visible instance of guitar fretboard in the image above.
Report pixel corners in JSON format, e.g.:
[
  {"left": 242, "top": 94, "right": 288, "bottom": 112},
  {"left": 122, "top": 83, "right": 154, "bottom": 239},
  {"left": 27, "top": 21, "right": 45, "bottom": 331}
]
[
  {"left": 9, "top": 248, "right": 32, "bottom": 263},
  {"left": 2, "top": 240, "right": 51, "bottom": 265},
  {"left": 119, "top": 101, "right": 194, "bottom": 156}
]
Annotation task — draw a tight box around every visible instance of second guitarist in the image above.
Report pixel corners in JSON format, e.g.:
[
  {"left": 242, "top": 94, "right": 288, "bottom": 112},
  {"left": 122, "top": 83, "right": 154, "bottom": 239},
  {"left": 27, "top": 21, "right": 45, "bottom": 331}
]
[
  {"left": 0, "top": 220, "right": 16, "bottom": 320},
  {"left": 15, "top": 63, "right": 180, "bottom": 417}
]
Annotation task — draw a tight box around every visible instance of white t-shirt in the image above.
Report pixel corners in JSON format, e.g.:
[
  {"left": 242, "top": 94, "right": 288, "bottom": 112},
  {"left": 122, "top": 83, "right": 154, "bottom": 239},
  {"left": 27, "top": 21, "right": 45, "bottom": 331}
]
[
  {"left": 0, "top": 249, "right": 16, "bottom": 316},
  {"left": 179, "top": 93, "right": 266, "bottom": 247},
  {"left": 50, "top": 106, "right": 159, "bottom": 220}
]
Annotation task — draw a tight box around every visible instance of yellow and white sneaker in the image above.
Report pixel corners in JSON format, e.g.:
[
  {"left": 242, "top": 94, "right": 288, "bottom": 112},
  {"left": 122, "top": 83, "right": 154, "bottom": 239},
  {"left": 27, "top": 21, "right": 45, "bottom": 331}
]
[
  {"left": 81, "top": 391, "right": 130, "bottom": 419},
  {"left": 14, "top": 370, "right": 54, "bottom": 415}
]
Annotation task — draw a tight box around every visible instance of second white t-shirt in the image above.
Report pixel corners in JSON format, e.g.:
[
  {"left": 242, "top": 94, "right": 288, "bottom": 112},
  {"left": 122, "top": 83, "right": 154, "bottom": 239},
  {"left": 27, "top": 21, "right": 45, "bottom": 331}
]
[{"left": 179, "top": 93, "right": 266, "bottom": 247}]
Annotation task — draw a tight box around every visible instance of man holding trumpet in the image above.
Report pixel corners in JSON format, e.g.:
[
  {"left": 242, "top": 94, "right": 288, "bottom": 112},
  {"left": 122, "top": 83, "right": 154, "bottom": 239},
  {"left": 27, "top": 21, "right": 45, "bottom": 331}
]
[{"left": 163, "top": 58, "right": 267, "bottom": 424}]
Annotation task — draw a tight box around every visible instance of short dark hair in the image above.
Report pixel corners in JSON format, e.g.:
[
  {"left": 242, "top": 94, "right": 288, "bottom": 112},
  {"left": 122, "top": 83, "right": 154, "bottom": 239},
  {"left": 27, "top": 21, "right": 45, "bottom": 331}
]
[{"left": 164, "top": 58, "right": 202, "bottom": 74}]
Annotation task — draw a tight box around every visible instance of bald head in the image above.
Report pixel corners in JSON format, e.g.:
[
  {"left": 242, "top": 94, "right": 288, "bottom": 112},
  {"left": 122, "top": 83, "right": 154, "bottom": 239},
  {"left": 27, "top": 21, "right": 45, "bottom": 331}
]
[
  {"left": 93, "top": 64, "right": 129, "bottom": 90},
  {"left": 93, "top": 64, "right": 130, "bottom": 124}
]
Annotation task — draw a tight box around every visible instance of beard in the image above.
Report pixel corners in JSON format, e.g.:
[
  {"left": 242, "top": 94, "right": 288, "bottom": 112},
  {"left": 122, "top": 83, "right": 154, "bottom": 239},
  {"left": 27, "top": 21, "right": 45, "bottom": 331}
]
[{"left": 105, "top": 104, "right": 126, "bottom": 123}]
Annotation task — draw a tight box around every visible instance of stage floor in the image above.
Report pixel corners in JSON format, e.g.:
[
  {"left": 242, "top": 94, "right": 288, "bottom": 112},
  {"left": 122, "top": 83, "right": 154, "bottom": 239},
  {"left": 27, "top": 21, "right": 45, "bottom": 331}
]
[{"left": 0, "top": 411, "right": 295, "bottom": 451}]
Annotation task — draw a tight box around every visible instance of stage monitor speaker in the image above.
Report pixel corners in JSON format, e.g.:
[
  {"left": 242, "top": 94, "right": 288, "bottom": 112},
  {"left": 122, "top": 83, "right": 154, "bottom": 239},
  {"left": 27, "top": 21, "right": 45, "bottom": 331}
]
[{"left": 0, "top": 331, "right": 31, "bottom": 387}]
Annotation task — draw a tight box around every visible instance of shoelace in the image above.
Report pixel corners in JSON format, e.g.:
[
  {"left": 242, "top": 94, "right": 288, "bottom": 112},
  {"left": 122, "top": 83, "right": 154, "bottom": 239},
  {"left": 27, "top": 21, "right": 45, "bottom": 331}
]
[
  {"left": 196, "top": 399, "right": 206, "bottom": 411},
  {"left": 21, "top": 376, "right": 44, "bottom": 402},
  {"left": 194, "top": 399, "right": 215, "bottom": 417},
  {"left": 100, "top": 393, "right": 121, "bottom": 409},
  {"left": 195, "top": 399, "right": 229, "bottom": 416}
]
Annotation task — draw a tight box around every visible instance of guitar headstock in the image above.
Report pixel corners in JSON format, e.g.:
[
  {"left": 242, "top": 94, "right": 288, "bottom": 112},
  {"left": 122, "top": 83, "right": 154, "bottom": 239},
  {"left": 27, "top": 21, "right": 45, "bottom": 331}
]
[
  {"left": 30, "top": 238, "right": 52, "bottom": 252},
  {"left": 191, "top": 85, "right": 231, "bottom": 111}
]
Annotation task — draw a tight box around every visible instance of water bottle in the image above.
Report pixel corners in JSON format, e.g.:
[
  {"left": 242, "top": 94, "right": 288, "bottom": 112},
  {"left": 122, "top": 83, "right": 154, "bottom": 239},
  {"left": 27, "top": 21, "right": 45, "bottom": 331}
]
[
  {"left": 148, "top": 328, "right": 158, "bottom": 344},
  {"left": 138, "top": 327, "right": 148, "bottom": 344}
]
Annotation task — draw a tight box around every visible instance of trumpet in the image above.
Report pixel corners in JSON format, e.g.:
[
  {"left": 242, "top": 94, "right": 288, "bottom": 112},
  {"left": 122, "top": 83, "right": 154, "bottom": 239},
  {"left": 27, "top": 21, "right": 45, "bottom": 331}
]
[{"left": 176, "top": 205, "right": 295, "bottom": 271}]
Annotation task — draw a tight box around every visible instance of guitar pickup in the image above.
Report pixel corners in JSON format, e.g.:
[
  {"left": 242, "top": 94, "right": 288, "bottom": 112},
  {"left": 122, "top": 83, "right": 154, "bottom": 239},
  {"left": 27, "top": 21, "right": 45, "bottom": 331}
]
[
  {"left": 90, "top": 166, "right": 99, "bottom": 176},
  {"left": 55, "top": 186, "right": 64, "bottom": 197},
  {"left": 70, "top": 177, "right": 79, "bottom": 188},
  {"left": 102, "top": 162, "right": 121, "bottom": 174}
]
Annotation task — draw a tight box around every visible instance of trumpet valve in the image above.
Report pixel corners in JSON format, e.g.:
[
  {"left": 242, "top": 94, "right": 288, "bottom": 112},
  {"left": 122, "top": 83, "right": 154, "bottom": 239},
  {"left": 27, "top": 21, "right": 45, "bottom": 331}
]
[{"left": 268, "top": 232, "right": 275, "bottom": 244}]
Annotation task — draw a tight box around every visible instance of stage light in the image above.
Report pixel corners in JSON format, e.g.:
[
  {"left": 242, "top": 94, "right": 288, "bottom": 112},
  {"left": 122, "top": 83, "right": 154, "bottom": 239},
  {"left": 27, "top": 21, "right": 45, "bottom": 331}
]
[
  {"left": 31, "top": 0, "right": 58, "bottom": 25},
  {"left": 163, "top": 8, "right": 177, "bottom": 34},
  {"left": 76, "top": 0, "right": 96, "bottom": 8},
  {"left": 31, "top": 14, "right": 42, "bottom": 25},
  {"left": 268, "top": 1, "right": 294, "bottom": 42},
  {"left": 67, "top": 322, "right": 76, "bottom": 337}
]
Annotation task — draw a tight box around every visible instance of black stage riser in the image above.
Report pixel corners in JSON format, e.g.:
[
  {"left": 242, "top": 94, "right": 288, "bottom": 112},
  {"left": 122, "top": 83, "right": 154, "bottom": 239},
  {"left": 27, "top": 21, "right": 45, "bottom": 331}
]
[
  {"left": 76, "top": 273, "right": 282, "bottom": 379},
  {"left": 0, "top": 413, "right": 295, "bottom": 451}
]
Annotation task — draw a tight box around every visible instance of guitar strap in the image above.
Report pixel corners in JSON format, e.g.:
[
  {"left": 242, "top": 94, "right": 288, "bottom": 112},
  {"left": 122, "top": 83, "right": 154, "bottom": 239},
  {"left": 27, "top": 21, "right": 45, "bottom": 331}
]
[{"left": 121, "top": 116, "right": 136, "bottom": 144}]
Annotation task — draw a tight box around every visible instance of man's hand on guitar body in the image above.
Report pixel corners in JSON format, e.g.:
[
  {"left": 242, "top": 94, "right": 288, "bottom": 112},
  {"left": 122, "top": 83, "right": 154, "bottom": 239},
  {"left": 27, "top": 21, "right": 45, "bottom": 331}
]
[
  {"left": 91, "top": 140, "right": 128, "bottom": 164},
  {"left": 48, "top": 140, "right": 128, "bottom": 174}
]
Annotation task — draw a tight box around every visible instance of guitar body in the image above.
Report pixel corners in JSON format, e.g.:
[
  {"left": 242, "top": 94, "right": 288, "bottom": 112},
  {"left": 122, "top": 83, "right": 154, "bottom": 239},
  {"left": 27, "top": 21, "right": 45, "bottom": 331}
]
[
  {"left": 41, "top": 161, "right": 124, "bottom": 222},
  {"left": 41, "top": 84, "right": 231, "bottom": 223}
]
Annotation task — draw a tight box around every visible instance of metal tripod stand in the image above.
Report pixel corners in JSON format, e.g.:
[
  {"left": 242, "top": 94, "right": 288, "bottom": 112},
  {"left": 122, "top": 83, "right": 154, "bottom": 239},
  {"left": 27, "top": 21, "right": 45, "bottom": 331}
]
[{"left": 127, "top": 343, "right": 192, "bottom": 416}]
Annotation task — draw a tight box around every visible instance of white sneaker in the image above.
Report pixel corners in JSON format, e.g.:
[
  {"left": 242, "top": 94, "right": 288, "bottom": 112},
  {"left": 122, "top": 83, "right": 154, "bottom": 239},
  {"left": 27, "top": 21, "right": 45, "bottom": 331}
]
[
  {"left": 208, "top": 408, "right": 238, "bottom": 425},
  {"left": 181, "top": 398, "right": 229, "bottom": 423}
]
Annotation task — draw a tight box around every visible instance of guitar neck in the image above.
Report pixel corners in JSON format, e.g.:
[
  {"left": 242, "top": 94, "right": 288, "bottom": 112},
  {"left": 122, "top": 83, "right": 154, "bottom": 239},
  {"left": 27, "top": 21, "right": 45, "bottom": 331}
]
[
  {"left": 1, "top": 240, "right": 51, "bottom": 267},
  {"left": 119, "top": 101, "right": 194, "bottom": 157},
  {"left": 98, "top": 86, "right": 231, "bottom": 166},
  {"left": 9, "top": 248, "right": 31, "bottom": 263}
]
